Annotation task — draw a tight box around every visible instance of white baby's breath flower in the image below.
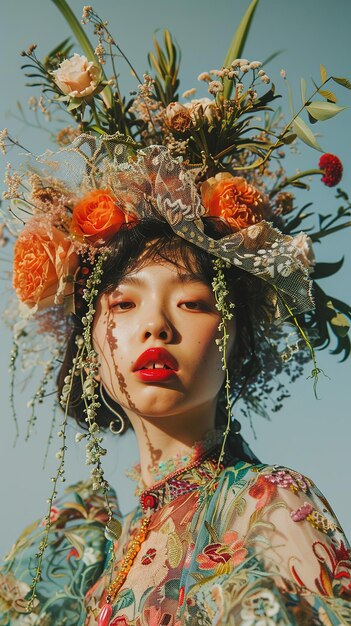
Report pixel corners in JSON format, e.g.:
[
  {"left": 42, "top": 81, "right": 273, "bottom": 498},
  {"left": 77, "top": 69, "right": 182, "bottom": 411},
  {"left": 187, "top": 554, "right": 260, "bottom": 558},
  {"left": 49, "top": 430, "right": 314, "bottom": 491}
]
[
  {"left": 249, "top": 61, "right": 262, "bottom": 70},
  {"left": 208, "top": 81, "right": 223, "bottom": 95},
  {"left": 258, "top": 69, "right": 266, "bottom": 77},
  {"left": 260, "top": 74, "right": 271, "bottom": 84},
  {"left": 239, "top": 64, "right": 251, "bottom": 73},
  {"left": 0, "top": 128, "right": 8, "bottom": 155},
  {"left": 182, "top": 88, "right": 197, "bottom": 99},
  {"left": 197, "top": 72, "right": 212, "bottom": 82}
]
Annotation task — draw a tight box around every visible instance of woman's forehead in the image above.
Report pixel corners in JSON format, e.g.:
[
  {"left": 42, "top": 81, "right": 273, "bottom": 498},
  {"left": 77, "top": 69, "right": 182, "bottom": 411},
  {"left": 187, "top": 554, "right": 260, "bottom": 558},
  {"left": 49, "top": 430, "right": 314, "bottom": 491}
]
[{"left": 111, "top": 261, "right": 210, "bottom": 289}]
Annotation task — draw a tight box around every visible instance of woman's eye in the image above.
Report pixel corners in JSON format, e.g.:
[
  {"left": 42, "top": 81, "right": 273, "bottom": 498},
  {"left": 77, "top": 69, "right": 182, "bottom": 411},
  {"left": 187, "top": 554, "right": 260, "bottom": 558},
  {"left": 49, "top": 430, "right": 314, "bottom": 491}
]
[
  {"left": 111, "top": 301, "right": 135, "bottom": 311},
  {"left": 180, "top": 301, "right": 205, "bottom": 311}
]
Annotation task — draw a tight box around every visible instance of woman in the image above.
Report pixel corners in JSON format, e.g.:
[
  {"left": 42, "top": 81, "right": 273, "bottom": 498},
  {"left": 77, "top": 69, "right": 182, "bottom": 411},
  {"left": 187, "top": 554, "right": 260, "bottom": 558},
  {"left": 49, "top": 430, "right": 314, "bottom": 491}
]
[
  {"left": 1, "top": 4, "right": 351, "bottom": 620},
  {"left": 0, "top": 137, "right": 351, "bottom": 625}
]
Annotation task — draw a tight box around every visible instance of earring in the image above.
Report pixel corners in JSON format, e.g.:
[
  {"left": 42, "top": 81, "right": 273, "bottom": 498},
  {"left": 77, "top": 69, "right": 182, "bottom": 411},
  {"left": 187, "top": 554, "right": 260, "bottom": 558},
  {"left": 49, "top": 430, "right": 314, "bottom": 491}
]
[{"left": 99, "top": 381, "right": 125, "bottom": 434}]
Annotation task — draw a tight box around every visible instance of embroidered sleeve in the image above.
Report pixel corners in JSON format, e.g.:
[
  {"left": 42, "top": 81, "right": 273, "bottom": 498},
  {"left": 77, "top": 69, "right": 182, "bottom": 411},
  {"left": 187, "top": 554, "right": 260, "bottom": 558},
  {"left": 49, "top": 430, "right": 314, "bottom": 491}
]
[
  {"left": 0, "top": 481, "right": 118, "bottom": 626},
  {"left": 181, "top": 465, "right": 351, "bottom": 625}
]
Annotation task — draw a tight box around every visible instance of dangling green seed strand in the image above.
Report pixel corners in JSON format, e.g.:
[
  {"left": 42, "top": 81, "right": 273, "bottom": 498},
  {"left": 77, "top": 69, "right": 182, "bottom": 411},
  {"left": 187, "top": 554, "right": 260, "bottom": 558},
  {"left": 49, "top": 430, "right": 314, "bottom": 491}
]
[{"left": 211, "top": 258, "right": 235, "bottom": 471}]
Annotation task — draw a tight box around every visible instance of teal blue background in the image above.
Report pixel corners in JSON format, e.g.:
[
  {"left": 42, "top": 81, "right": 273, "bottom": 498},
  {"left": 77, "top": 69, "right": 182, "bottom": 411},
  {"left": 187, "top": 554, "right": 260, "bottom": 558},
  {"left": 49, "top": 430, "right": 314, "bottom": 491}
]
[{"left": 0, "top": 0, "right": 350, "bottom": 555}]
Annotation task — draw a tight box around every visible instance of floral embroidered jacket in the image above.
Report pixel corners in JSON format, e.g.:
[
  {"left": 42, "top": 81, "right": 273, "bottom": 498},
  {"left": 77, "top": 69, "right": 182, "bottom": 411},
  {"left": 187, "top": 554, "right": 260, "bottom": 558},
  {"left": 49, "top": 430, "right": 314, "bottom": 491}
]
[{"left": 1, "top": 461, "right": 351, "bottom": 625}]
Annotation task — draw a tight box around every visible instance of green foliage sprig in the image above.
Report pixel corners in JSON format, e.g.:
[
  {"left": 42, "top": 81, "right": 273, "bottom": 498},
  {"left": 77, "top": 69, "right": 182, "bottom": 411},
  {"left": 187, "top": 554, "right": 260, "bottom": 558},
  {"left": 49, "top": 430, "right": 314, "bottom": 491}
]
[
  {"left": 211, "top": 258, "right": 235, "bottom": 470},
  {"left": 26, "top": 340, "right": 83, "bottom": 612}
]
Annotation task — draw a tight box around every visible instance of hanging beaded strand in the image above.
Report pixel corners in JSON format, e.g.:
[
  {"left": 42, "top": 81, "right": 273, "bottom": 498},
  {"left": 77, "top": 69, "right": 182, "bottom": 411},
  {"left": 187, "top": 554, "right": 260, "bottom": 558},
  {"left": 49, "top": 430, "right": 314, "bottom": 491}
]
[{"left": 211, "top": 258, "right": 235, "bottom": 471}]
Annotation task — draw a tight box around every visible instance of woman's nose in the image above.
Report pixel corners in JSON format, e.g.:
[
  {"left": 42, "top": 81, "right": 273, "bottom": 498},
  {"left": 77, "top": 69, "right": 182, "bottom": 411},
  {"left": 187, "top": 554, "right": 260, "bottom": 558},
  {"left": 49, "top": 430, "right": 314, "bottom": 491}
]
[{"left": 141, "top": 308, "right": 173, "bottom": 342}]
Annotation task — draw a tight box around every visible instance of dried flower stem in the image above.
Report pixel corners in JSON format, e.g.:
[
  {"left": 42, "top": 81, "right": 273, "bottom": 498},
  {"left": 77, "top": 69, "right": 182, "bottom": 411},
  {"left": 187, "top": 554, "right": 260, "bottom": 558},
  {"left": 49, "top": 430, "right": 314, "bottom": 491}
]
[{"left": 275, "top": 287, "right": 323, "bottom": 398}]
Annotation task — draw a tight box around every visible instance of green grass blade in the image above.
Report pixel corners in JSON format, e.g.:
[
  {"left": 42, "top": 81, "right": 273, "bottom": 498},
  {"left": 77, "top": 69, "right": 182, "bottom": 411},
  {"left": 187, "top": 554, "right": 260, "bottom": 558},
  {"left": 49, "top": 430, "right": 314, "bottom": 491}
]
[{"left": 223, "top": 0, "right": 260, "bottom": 99}]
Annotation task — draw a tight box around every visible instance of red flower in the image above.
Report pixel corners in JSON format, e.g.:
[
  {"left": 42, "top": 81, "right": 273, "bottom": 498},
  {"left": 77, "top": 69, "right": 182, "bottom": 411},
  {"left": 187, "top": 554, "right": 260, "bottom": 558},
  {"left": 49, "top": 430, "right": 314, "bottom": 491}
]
[
  {"left": 141, "top": 548, "right": 156, "bottom": 565},
  {"left": 248, "top": 475, "right": 277, "bottom": 510},
  {"left": 196, "top": 531, "right": 247, "bottom": 570},
  {"left": 66, "top": 547, "right": 79, "bottom": 562},
  {"left": 318, "top": 153, "right": 343, "bottom": 187},
  {"left": 178, "top": 585, "right": 185, "bottom": 606}
]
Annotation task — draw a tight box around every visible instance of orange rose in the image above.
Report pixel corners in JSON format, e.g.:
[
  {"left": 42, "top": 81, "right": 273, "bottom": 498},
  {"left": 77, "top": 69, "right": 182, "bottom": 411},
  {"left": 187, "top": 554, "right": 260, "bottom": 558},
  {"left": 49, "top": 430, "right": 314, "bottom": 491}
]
[
  {"left": 201, "top": 172, "right": 264, "bottom": 231},
  {"left": 13, "top": 220, "right": 78, "bottom": 309},
  {"left": 70, "top": 189, "right": 132, "bottom": 243}
]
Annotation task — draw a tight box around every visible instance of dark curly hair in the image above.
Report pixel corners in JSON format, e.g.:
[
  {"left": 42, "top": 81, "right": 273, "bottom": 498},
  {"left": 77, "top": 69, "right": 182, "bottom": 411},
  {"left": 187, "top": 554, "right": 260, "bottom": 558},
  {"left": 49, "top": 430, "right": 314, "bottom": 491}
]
[{"left": 57, "top": 217, "right": 274, "bottom": 442}]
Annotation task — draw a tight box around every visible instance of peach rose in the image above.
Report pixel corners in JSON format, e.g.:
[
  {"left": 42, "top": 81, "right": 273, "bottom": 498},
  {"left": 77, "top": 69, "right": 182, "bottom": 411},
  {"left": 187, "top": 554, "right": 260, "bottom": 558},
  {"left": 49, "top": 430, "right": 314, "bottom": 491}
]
[
  {"left": 13, "top": 221, "right": 78, "bottom": 309},
  {"left": 201, "top": 172, "right": 264, "bottom": 231},
  {"left": 184, "top": 97, "right": 217, "bottom": 124},
  {"left": 70, "top": 189, "right": 134, "bottom": 243},
  {"left": 292, "top": 232, "right": 316, "bottom": 270},
  {"left": 52, "top": 53, "right": 101, "bottom": 98},
  {"left": 165, "top": 102, "right": 192, "bottom": 133}
]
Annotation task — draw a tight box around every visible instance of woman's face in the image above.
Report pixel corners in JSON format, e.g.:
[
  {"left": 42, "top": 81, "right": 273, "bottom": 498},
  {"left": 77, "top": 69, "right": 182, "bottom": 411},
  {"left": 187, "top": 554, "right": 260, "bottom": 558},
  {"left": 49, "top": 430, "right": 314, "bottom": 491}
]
[{"left": 92, "top": 258, "right": 235, "bottom": 423}]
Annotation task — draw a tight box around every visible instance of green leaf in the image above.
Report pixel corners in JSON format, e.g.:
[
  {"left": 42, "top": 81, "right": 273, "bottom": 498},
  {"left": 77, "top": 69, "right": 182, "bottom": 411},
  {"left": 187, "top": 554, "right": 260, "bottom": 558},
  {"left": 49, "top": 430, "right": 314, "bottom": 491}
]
[
  {"left": 286, "top": 80, "right": 294, "bottom": 117},
  {"left": 312, "top": 258, "right": 344, "bottom": 280},
  {"left": 300, "top": 78, "right": 307, "bottom": 105},
  {"left": 329, "top": 309, "right": 350, "bottom": 338},
  {"left": 152, "top": 33, "right": 168, "bottom": 74},
  {"left": 319, "top": 89, "right": 337, "bottom": 103},
  {"left": 280, "top": 133, "right": 297, "bottom": 144},
  {"left": 261, "top": 50, "right": 285, "bottom": 66},
  {"left": 148, "top": 51, "right": 163, "bottom": 81},
  {"left": 320, "top": 64, "right": 327, "bottom": 83},
  {"left": 67, "top": 97, "right": 82, "bottom": 111},
  {"left": 290, "top": 180, "right": 310, "bottom": 190},
  {"left": 164, "top": 578, "right": 181, "bottom": 601},
  {"left": 222, "top": 0, "right": 260, "bottom": 99},
  {"left": 51, "top": 0, "right": 96, "bottom": 62},
  {"left": 113, "top": 589, "right": 135, "bottom": 612},
  {"left": 89, "top": 125, "right": 107, "bottom": 135},
  {"left": 306, "top": 100, "right": 347, "bottom": 121},
  {"left": 332, "top": 76, "right": 351, "bottom": 90},
  {"left": 164, "top": 30, "right": 175, "bottom": 69},
  {"left": 47, "top": 36, "right": 72, "bottom": 58},
  {"left": 293, "top": 116, "right": 323, "bottom": 151}
]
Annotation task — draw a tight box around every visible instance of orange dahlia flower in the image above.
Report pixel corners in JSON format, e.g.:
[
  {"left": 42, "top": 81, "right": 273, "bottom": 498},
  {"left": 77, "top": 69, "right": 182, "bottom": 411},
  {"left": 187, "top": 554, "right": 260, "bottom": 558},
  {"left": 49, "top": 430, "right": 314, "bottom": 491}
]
[
  {"left": 70, "top": 189, "right": 133, "bottom": 243},
  {"left": 201, "top": 172, "right": 264, "bottom": 231},
  {"left": 13, "top": 221, "right": 78, "bottom": 309}
]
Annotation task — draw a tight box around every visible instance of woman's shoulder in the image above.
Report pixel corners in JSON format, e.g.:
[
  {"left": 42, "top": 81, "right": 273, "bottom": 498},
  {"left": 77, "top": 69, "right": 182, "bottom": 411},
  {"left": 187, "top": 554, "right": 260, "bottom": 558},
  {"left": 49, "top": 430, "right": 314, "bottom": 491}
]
[
  {"left": 223, "top": 458, "right": 318, "bottom": 493},
  {"left": 219, "top": 459, "right": 347, "bottom": 541}
]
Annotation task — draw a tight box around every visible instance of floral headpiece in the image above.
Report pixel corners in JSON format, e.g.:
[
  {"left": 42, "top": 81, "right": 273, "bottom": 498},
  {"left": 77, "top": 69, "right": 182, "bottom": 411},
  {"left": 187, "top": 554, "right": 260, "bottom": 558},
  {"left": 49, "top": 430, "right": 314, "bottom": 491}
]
[
  {"left": 1, "top": 1, "right": 351, "bottom": 609},
  {"left": 11, "top": 136, "right": 314, "bottom": 319}
]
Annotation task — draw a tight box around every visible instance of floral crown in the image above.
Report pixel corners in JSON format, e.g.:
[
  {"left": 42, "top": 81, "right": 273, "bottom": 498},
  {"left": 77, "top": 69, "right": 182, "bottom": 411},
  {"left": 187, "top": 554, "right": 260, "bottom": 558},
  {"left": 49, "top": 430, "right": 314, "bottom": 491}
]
[
  {"left": 11, "top": 136, "right": 314, "bottom": 321},
  {"left": 1, "top": 1, "right": 351, "bottom": 609}
]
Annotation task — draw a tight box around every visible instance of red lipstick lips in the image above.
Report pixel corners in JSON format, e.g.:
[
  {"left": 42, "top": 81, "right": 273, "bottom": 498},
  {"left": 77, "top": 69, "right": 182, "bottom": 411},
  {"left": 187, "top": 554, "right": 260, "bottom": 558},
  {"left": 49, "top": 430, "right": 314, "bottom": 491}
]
[{"left": 133, "top": 347, "right": 178, "bottom": 382}]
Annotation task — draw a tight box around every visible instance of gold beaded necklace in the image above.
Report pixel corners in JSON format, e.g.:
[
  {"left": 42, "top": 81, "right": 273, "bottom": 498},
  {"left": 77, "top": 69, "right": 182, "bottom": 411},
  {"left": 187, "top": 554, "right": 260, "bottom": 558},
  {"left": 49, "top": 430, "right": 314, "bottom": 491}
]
[{"left": 97, "top": 516, "right": 151, "bottom": 626}]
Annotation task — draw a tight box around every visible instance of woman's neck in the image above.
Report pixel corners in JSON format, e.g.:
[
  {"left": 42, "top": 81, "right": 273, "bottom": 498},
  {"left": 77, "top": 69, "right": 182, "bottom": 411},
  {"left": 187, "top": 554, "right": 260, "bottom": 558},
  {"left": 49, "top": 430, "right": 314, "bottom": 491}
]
[{"left": 126, "top": 401, "right": 218, "bottom": 488}]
